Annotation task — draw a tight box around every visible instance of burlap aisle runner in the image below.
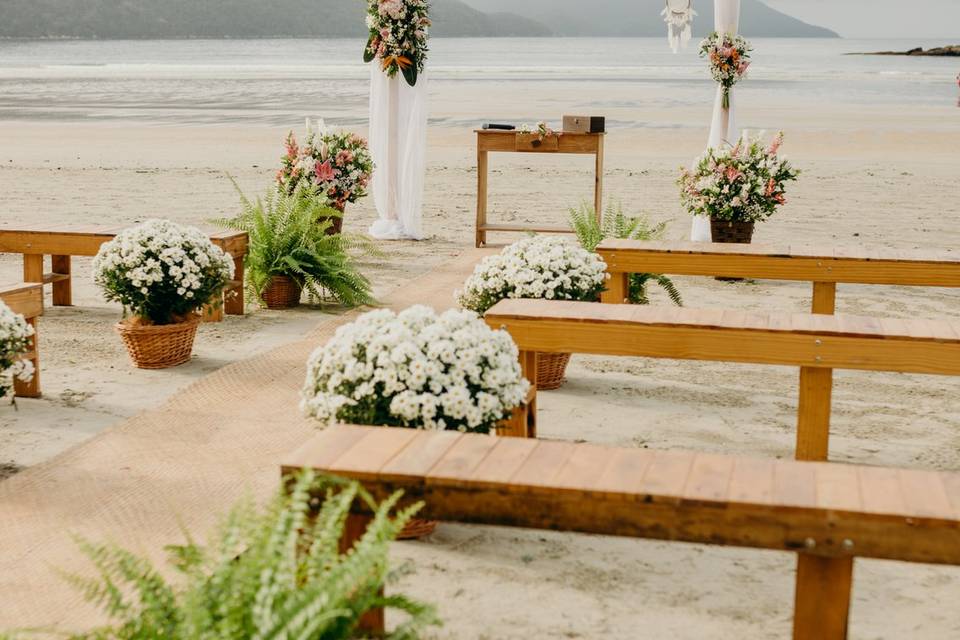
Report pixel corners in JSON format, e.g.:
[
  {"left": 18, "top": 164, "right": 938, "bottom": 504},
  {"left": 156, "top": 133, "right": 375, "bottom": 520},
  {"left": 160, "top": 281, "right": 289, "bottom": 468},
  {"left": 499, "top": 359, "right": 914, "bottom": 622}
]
[{"left": 0, "top": 248, "right": 491, "bottom": 630}]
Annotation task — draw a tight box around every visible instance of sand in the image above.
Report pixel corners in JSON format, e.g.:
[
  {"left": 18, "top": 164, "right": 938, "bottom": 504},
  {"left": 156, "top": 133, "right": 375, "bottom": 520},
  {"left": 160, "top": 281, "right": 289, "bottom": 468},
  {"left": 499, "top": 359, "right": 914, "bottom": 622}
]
[{"left": 1, "top": 82, "right": 959, "bottom": 637}]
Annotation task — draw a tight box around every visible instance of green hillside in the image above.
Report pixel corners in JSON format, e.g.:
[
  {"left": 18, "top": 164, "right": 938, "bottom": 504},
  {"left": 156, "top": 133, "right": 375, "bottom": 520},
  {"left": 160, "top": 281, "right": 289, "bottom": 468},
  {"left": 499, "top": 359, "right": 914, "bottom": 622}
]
[{"left": 0, "top": 0, "right": 552, "bottom": 38}]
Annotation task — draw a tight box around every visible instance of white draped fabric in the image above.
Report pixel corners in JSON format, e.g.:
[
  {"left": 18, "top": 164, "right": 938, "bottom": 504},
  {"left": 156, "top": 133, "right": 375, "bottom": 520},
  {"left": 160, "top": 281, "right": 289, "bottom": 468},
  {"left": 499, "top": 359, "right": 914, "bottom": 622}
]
[
  {"left": 691, "top": 0, "right": 742, "bottom": 242},
  {"left": 368, "top": 66, "right": 428, "bottom": 240}
]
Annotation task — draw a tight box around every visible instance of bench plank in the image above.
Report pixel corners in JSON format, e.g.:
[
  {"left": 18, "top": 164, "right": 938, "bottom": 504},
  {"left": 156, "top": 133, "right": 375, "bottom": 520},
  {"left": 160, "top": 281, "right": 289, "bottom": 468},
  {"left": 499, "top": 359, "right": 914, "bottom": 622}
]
[
  {"left": 284, "top": 426, "right": 960, "bottom": 565},
  {"left": 486, "top": 300, "right": 960, "bottom": 376},
  {"left": 597, "top": 239, "right": 960, "bottom": 287},
  {"left": 0, "top": 282, "right": 43, "bottom": 398}
]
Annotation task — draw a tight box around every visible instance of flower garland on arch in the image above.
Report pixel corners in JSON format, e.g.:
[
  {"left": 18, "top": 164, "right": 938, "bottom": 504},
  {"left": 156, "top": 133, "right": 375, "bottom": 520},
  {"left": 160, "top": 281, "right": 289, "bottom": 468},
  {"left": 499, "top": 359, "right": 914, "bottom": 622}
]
[
  {"left": 700, "top": 31, "right": 752, "bottom": 109},
  {"left": 363, "top": 0, "right": 431, "bottom": 87}
]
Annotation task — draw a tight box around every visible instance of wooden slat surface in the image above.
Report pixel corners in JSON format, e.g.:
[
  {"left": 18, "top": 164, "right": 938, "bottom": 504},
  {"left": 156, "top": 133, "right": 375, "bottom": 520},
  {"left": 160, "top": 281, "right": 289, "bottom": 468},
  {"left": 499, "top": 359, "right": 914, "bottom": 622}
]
[
  {"left": 0, "top": 227, "right": 248, "bottom": 257},
  {"left": 283, "top": 426, "right": 960, "bottom": 565},
  {"left": 0, "top": 282, "right": 43, "bottom": 318},
  {"left": 484, "top": 299, "right": 960, "bottom": 376},
  {"left": 597, "top": 239, "right": 960, "bottom": 287}
]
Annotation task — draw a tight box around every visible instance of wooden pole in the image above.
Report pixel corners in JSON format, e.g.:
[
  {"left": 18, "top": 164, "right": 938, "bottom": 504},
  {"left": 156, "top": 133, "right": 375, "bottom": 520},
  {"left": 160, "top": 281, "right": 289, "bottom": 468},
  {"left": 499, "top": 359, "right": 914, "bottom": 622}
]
[
  {"left": 13, "top": 317, "right": 40, "bottom": 398},
  {"left": 23, "top": 254, "right": 43, "bottom": 284}
]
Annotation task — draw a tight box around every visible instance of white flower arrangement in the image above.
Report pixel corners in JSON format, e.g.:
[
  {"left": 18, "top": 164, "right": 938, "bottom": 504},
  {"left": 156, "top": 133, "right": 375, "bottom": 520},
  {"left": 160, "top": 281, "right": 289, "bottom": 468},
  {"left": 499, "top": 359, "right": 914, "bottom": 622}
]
[
  {"left": 92, "top": 219, "right": 235, "bottom": 325},
  {"left": 301, "top": 305, "right": 530, "bottom": 433},
  {"left": 0, "top": 300, "right": 34, "bottom": 402},
  {"left": 457, "top": 236, "right": 609, "bottom": 314}
]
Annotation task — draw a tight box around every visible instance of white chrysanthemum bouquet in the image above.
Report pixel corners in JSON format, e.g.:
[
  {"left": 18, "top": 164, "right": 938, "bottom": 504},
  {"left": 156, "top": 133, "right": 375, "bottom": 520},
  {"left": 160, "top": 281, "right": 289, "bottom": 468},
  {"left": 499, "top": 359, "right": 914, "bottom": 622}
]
[
  {"left": 0, "top": 300, "right": 34, "bottom": 401},
  {"left": 457, "top": 236, "right": 608, "bottom": 315},
  {"left": 301, "top": 305, "right": 529, "bottom": 434},
  {"left": 93, "top": 219, "right": 234, "bottom": 325}
]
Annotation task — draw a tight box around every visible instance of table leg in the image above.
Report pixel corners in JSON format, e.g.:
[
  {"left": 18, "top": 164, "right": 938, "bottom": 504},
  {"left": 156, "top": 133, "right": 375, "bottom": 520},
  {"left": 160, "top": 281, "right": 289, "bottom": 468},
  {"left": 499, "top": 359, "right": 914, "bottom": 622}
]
[
  {"left": 476, "top": 148, "right": 488, "bottom": 248},
  {"left": 594, "top": 135, "right": 604, "bottom": 219}
]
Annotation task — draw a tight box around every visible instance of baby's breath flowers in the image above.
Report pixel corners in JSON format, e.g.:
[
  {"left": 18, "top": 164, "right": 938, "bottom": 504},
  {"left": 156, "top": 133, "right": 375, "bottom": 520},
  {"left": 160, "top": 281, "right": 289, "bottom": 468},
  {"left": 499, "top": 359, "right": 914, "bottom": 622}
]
[
  {"left": 457, "top": 236, "right": 608, "bottom": 315},
  {"left": 92, "top": 219, "right": 234, "bottom": 325},
  {"left": 301, "top": 305, "right": 529, "bottom": 434},
  {"left": 0, "top": 300, "right": 34, "bottom": 402}
]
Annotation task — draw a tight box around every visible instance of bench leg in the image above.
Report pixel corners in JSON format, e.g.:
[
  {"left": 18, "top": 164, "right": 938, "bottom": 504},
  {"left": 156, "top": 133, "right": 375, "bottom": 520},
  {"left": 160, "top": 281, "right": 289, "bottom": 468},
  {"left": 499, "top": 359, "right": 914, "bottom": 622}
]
[
  {"left": 23, "top": 254, "right": 43, "bottom": 284},
  {"left": 202, "top": 302, "right": 224, "bottom": 323},
  {"left": 51, "top": 255, "right": 72, "bottom": 306},
  {"left": 796, "top": 366, "right": 833, "bottom": 462},
  {"left": 14, "top": 317, "right": 40, "bottom": 398},
  {"left": 498, "top": 350, "right": 537, "bottom": 438},
  {"left": 224, "top": 255, "right": 245, "bottom": 316},
  {"left": 340, "top": 513, "right": 386, "bottom": 635},
  {"left": 600, "top": 271, "right": 629, "bottom": 304},
  {"left": 792, "top": 555, "right": 853, "bottom": 640},
  {"left": 812, "top": 281, "right": 837, "bottom": 315}
]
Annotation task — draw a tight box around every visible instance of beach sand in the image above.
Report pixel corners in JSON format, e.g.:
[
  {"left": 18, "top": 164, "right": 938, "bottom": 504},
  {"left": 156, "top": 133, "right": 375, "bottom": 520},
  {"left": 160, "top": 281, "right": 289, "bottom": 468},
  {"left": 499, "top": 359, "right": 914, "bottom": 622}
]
[{"left": 1, "top": 83, "right": 959, "bottom": 637}]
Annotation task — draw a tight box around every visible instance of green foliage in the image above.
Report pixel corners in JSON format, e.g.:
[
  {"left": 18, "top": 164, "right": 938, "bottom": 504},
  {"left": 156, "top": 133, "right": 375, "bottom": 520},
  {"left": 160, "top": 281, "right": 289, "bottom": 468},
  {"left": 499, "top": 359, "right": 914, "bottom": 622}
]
[
  {"left": 55, "top": 471, "right": 437, "bottom": 639},
  {"left": 569, "top": 201, "right": 682, "bottom": 306},
  {"left": 213, "top": 183, "right": 377, "bottom": 309}
]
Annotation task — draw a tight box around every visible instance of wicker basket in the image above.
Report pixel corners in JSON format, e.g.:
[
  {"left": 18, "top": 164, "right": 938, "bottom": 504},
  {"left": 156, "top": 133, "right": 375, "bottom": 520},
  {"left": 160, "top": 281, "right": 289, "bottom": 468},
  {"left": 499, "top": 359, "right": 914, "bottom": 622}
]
[
  {"left": 397, "top": 518, "right": 438, "bottom": 540},
  {"left": 710, "top": 218, "right": 755, "bottom": 244},
  {"left": 261, "top": 275, "right": 302, "bottom": 309},
  {"left": 537, "top": 352, "right": 572, "bottom": 391},
  {"left": 116, "top": 315, "right": 200, "bottom": 369}
]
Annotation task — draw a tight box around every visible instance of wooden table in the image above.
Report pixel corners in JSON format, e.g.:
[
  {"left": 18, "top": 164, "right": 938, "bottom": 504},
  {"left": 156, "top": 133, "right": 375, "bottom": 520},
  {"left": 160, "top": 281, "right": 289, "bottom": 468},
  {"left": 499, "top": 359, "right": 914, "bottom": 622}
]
[{"left": 475, "top": 129, "right": 605, "bottom": 247}]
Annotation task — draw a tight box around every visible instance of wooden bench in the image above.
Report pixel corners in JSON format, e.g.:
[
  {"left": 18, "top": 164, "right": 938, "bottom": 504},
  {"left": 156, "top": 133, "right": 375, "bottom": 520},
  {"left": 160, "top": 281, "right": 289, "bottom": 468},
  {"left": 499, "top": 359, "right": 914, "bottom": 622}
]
[
  {"left": 484, "top": 299, "right": 960, "bottom": 461},
  {"left": 0, "top": 225, "right": 247, "bottom": 322},
  {"left": 283, "top": 425, "right": 960, "bottom": 640},
  {"left": 0, "top": 283, "right": 43, "bottom": 397},
  {"left": 597, "top": 239, "right": 960, "bottom": 314}
]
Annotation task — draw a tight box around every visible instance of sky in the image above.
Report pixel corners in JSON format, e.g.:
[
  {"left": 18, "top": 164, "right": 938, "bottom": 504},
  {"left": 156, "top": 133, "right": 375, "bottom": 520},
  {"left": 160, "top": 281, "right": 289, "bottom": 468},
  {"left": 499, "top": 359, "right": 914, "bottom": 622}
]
[{"left": 762, "top": 0, "right": 960, "bottom": 39}]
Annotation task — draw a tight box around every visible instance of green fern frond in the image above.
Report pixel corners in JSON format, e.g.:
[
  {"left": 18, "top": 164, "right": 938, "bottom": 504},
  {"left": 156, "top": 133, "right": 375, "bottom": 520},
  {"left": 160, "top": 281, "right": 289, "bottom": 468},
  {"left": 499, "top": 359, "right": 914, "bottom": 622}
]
[
  {"left": 53, "top": 471, "right": 436, "bottom": 639},
  {"left": 211, "top": 180, "right": 377, "bottom": 309},
  {"left": 569, "top": 199, "right": 682, "bottom": 307}
]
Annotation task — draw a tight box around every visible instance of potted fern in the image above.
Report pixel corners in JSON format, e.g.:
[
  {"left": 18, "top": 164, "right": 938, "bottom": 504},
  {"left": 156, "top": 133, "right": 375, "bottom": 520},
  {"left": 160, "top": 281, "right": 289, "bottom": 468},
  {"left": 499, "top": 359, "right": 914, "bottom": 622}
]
[
  {"left": 215, "top": 185, "right": 376, "bottom": 310},
  {"left": 53, "top": 471, "right": 437, "bottom": 639},
  {"left": 569, "top": 201, "right": 683, "bottom": 306}
]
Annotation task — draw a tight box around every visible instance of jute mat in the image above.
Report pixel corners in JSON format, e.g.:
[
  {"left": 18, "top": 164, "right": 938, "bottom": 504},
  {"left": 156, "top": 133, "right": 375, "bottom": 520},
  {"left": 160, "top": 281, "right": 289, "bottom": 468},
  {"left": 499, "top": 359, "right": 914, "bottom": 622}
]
[{"left": 0, "top": 248, "right": 491, "bottom": 631}]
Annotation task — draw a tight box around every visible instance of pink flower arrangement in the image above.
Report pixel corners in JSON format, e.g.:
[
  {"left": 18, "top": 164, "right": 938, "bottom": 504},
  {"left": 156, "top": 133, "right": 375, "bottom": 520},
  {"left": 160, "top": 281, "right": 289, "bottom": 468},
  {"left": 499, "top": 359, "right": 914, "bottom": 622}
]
[
  {"left": 678, "top": 131, "right": 799, "bottom": 224},
  {"left": 277, "top": 126, "right": 374, "bottom": 210},
  {"left": 363, "top": 0, "right": 430, "bottom": 86},
  {"left": 700, "top": 32, "right": 752, "bottom": 108}
]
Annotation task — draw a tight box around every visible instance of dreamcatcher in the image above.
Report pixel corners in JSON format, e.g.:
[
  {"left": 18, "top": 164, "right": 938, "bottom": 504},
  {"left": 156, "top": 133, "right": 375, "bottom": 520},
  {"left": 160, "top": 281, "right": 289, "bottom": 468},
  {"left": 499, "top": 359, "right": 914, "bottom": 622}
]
[{"left": 662, "top": 0, "right": 697, "bottom": 53}]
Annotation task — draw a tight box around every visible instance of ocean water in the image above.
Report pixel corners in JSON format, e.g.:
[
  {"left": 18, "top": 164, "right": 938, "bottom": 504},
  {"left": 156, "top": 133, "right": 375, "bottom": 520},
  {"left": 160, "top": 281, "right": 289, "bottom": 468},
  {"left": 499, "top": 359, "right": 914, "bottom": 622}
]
[{"left": 0, "top": 38, "right": 957, "bottom": 125}]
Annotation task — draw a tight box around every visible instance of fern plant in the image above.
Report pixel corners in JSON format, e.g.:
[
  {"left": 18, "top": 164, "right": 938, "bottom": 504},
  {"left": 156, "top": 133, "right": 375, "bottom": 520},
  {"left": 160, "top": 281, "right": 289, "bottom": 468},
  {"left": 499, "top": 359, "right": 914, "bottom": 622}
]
[
  {"left": 56, "top": 471, "right": 437, "bottom": 639},
  {"left": 569, "top": 201, "right": 682, "bottom": 306},
  {"left": 213, "top": 182, "right": 377, "bottom": 308}
]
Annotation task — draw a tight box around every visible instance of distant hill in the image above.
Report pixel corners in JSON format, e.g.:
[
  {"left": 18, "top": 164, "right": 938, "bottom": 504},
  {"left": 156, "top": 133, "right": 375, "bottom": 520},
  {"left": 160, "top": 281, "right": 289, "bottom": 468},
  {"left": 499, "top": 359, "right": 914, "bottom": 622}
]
[
  {"left": 463, "top": 0, "right": 839, "bottom": 37},
  {"left": 0, "top": 0, "right": 551, "bottom": 39}
]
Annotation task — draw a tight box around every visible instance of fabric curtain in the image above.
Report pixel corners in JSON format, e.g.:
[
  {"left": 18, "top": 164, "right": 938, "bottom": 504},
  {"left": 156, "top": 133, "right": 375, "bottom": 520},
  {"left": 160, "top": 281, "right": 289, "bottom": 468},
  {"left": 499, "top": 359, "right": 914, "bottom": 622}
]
[
  {"left": 691, "top": 0, "right": 741, "bottom": 242},
  {"left": 368, "top": 66, "right": 428, "bottom": 240}
]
